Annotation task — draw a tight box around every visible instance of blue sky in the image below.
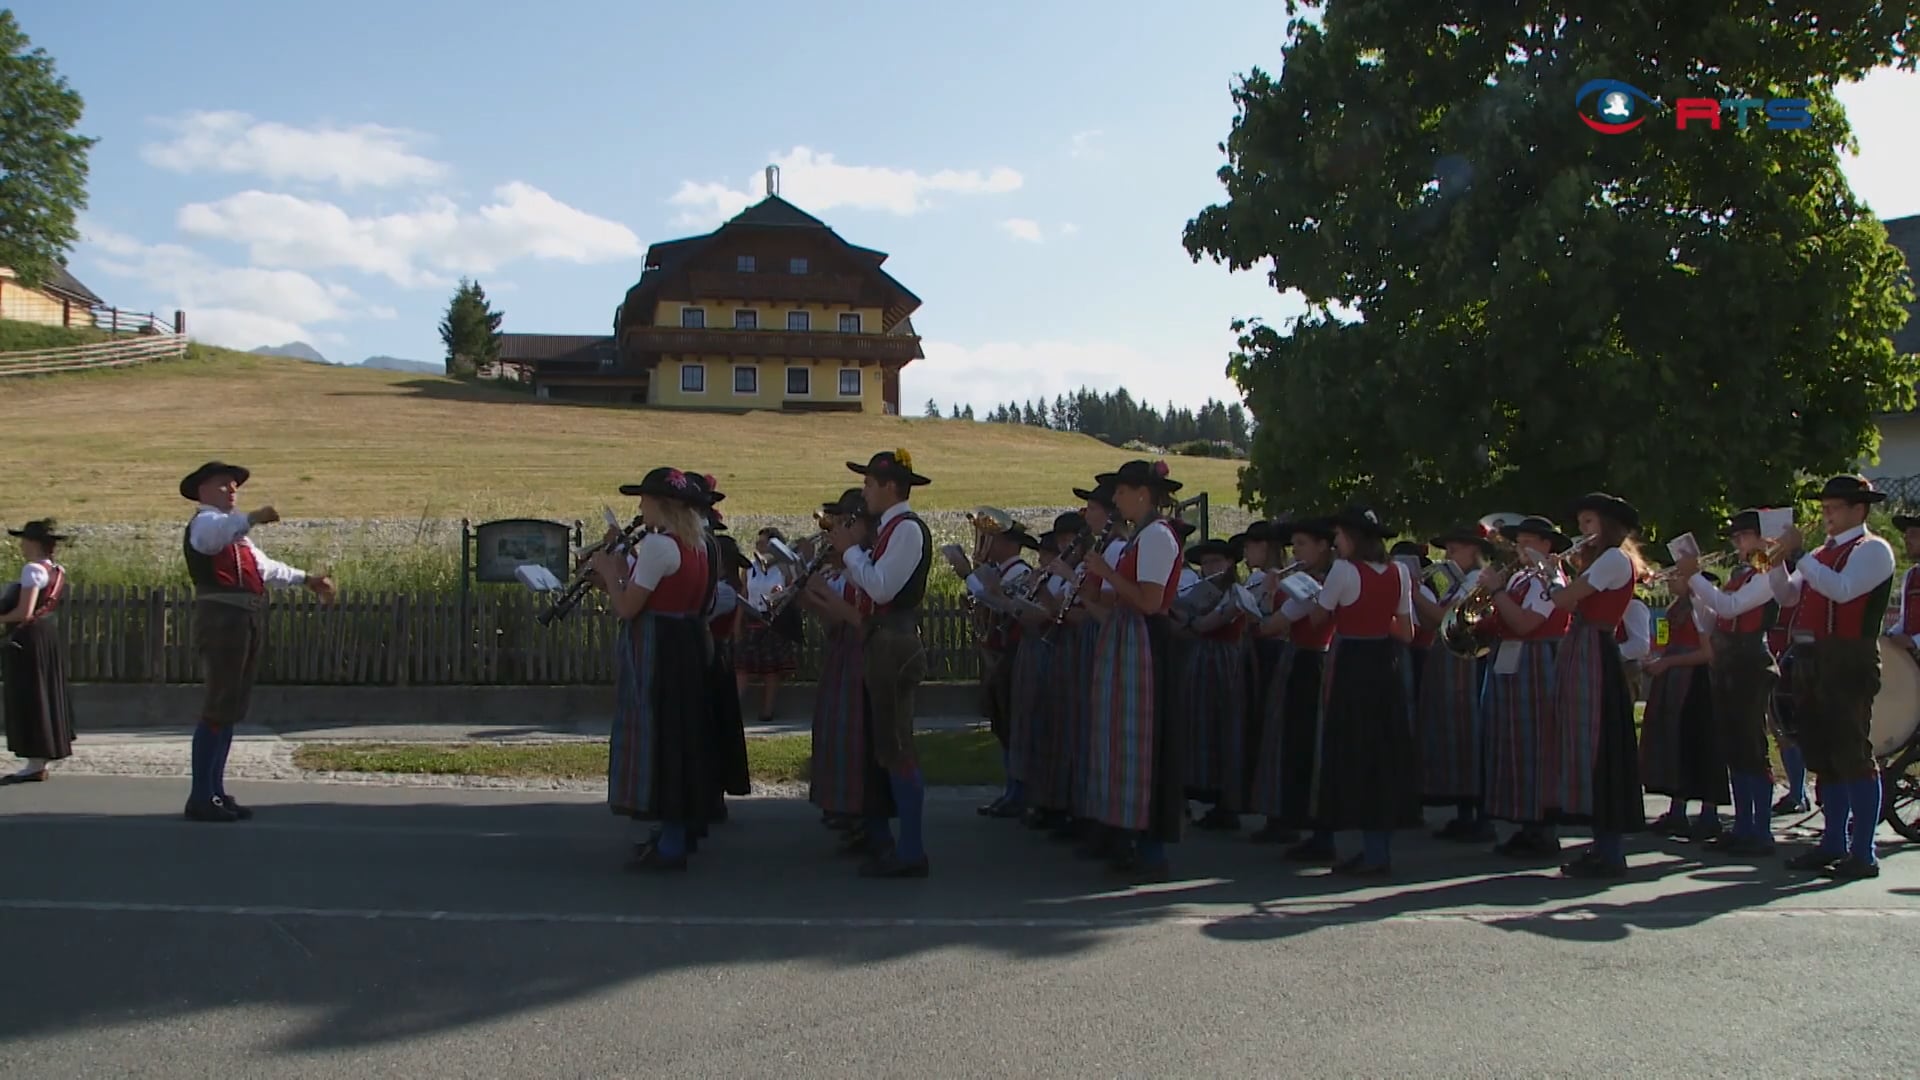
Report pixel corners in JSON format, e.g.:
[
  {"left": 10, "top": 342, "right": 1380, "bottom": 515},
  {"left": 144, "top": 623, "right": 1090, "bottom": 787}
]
[{"left": 15, "top": 1, "right": 1919, "bottom": 415}]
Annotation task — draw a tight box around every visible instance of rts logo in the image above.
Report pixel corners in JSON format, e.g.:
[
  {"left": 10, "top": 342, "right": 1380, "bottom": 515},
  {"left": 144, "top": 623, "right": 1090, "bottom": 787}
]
[{"left": 1574, "top": 79, "right": 1812, "bottom": 133}]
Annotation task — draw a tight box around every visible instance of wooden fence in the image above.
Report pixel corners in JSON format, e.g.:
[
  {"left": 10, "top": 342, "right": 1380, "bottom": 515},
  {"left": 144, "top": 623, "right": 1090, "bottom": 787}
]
[
  {"left": 0, "top": 328, "right": 187, "bottom": 377},
  {"left": 47, "top": 585, "right": 987, "bottom": 686}
]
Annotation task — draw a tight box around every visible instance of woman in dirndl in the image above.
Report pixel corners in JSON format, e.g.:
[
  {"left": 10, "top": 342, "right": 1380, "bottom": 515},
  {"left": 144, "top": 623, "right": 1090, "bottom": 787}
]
[
  {"left": 1233, "top": 521, "right": 1284, "bottom": 772},
  {"left": 1540, "top": 492, "right": 1649, "bottom": 879},
  {"left": 1307, "top": 506, "right": 1420, "bottom": 873},
  {"left": 1174, "top": 537, "right": 1252, "bottom": 831},
  {"left": 592, "top": 467, "right": 718, "bottom": 872},
  {"left": 1247, "top": 517, "right": 1338, "bottom": 858},
  {"left": 1391, "top": 540, "right": 1438, "bottom": 698},
  {"left": 1415, "top": 523, "right": 1494, "bottom": 842},
  {"left": 1476, "top": 516, "right": 1574, "bottom": 859},
  {"left": 1638, "top": 573, "right": 1724, "bottom": 841},
  {"left": 1061, "top": 486, "right": 1127, "bottom": 849},
  {"left": 1, "top": 520, "right": 74, "bottom": 785},
  {"left": 1078, "top": 459, "right": 1186, "bottom": 882},
  {"left": 686, "top": 472, "right": 750, "bottom": 825},
  {"left": 1007, "top": 514, "right": 1081, "bottom": 832},
  {"left": 736, "top": 528, "right": 801, "bottom": 723},
  {"left": 801, "top": 489, "right": 893, "bottom": 854}
]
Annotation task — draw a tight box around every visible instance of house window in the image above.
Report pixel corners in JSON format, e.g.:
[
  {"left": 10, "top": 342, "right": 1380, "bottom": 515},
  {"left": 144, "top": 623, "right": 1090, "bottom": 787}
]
[
  {"left": 736, "top": 255, "right": 756, "bottom": 273},
  {"left": 680, "top": 307, "right": 705, "bottom": 329},
  {"left": 786, "top": 366, "right": 810, "bottom": 396},
  {"left": 839, "top": 369, "right": 861, "bottom": 396},
  {"left": 734, "top": 309, "right": 757, "bottom": 330},
  {"left": 839, "top": 312, "right": 862, "bottom": 333},
  {"left": 787, "top": 311, "right": 810, "bottom": 331},
  {"left": 734, "top": 365, "right": 758, "bottom": 394},
  {"left": 789, "top": 257, "right": 808, "bottom": 275},
  {"left": 680, "top": 363, "right": 705, "bottom": 393}
]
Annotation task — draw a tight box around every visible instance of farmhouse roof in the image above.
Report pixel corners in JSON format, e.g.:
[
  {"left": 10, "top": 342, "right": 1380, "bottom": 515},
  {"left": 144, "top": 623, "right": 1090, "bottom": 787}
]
[
  {"left": 0, "top": 262, "right": 103, "bottom": 307},
  {"left": 1888, "top": 213, "right": 1920, "bottom": 359},
  {"left": 497, "top": 334, "right": 614, "bottom": 363}
]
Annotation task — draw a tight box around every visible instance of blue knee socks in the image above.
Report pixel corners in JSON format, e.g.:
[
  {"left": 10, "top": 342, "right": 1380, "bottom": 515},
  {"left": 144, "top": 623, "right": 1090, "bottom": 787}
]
[
  {"left": 1782, "top": 746, "right": 1807, "bottom": 801},
  {"left": 213, "top": 725, "right": 236, "bottom": 798},
  {"left": 1138, "top": 836, "right": 1167, "bottom": 866},
  {"left": 189, "top": 723, "right": 217, "bottom": 802},
  {"left": 1848, "top": 776, "right": 1880, "bottom": 865},
  {"left": 657, "top": 823, "right": 686, "bottom": 859},
  {"left": 1362, "top": 830, "right": 1390, "bottom": 866},
  {"left": 1818, "top": 781, "right": 1851, "bottom": 855},
  {"left": 889, "top": 767, "right": 926, "bottom": 861},
  {"left": 1594, "top": 832, "right": 1624, "bottom": 866}
]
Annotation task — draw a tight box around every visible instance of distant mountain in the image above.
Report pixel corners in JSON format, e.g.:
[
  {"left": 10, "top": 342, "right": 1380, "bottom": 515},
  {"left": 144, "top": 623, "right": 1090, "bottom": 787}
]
[
  {"left": 251, "top": 341, "right": 329, "bottom": 364},
  {"left": 360, "top": 355, "right": 441, "bottom": 375}
]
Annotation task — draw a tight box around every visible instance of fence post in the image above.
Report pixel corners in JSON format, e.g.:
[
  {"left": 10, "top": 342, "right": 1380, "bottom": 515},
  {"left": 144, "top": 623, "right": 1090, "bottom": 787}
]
[
  {"left": 145, "top": 588, "right": 167, "bottom": 683},
  {"left": 174, "top": 310, "right": 187, "bottom": 335}
]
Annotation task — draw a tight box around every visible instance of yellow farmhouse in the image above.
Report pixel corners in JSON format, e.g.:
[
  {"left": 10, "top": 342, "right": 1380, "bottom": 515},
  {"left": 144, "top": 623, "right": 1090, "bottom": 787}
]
[{"left": 500, "top": 177, "right": 923, "bottom": 414}]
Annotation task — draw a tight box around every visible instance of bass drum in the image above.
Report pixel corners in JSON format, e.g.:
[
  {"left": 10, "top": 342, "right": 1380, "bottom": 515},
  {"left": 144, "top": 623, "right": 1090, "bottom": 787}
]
[{"left": 1870, "top": 636, "right": 1920, "bottom": 759}]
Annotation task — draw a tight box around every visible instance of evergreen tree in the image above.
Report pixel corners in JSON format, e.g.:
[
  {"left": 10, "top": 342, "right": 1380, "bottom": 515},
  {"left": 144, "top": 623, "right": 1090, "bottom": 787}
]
[
  {"left": 438, "top": 278, "right": 504, "bottom": 378},
  {"left": 924, "top": 398, "right": 940, "bottom": 418}
]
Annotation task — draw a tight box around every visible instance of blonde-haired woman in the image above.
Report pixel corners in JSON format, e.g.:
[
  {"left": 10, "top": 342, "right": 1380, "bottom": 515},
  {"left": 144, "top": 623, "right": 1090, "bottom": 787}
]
[
  {"left": 592, "top": 467, "right": 717, "bottom": 872},
  {"left": 1, "top": 520, "right": 74, "bottom": 784}
]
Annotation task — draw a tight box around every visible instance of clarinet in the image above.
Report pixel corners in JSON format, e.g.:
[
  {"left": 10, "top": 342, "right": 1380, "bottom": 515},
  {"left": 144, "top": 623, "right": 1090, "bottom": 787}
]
[
  {"left": 536, "top": 514, "right": 649, "bottom": 625},
  {"left": 1052, "top": 519, "right": 1120, "bottom": 626}
]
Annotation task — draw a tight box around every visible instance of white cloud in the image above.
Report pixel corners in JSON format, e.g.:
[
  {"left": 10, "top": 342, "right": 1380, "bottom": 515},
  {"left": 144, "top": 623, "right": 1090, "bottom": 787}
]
[
  {"left": 1836, "top": 67, "right": 1920, "bottom": 220},
  {"left": 905, "top": 340, "right": 1241, "bottom": 420},
  {"left": 175, "top": 183, "right": 642, "bottom": 288},
  {"left": 667, "top": 147, "right": 1023, "bottom": 227},
  {"left": 142, "top": 110, "right": 448, "bottom": 190},
  {"left": 1068, "top": 130, "right": 1104, "bottom": 159},
  {"left": 998, "top": 218, "right": 1045, "bottom": 243}
]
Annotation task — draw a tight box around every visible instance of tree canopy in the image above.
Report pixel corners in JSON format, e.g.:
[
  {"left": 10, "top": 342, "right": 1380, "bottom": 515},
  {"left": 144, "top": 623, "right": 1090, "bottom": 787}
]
[
  {"left": 1183, "top": 2, "right": 1920, "bottom": 541},
  {"left": 0, "top": 11, "right": 97, "bottom": 288},
  {"left": 438, "top": 278, "right": 503, "bottom": 378}
]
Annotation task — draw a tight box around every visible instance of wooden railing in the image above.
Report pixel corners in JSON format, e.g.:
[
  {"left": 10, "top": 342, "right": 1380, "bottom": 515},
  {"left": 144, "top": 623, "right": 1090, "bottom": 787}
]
[
  {"left": 88, "top": 307, "right": 181, "bottom": 336},
  {"left": 0, "top": 332, "right": 188, "bottom": 377},
  {"left": 622, "top": 325, "right": 923, "bottom": 362},
  {"left": 46, "top": 585, "right": 987, "bottom": 686}
]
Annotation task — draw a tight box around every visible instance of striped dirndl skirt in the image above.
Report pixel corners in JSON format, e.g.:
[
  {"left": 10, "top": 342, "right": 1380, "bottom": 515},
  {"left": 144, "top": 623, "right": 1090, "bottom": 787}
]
[
  {"left": 1637, "top": 645, "right": 1726, "bottom": 802},
  {"left": 1044, "top": 622, "right": 1086, "bottom": 809},
  {"left": 1070, "top": 617, "right": 1104, "bottom": 819},
  {"left": 1181, "top": 636, "right": 1251, "bottom": 807},
  {"left": 1086, "top": 606, "right": 1157, "bottom": 831},
  {"left": 1247, "top": 644, "right": 1325, "bottom": 824},
  {"left": 609, "top": 611, "right": 714, "bottom": 823},
  {"left": 1480, "top": 637, "right": 1557, "bottom": 824},
  {"left": 1008, "top": 632, "right": 1056, "bottom": 800},
  {"left": 1418, "top": 646, "right": 1484, "bottom": 803},
  {"left": 808, "top": 625, "right": 868, "bottom": 815},
  {"left": 1544, "top": 617, "right": 1645, "bottom": 831}
]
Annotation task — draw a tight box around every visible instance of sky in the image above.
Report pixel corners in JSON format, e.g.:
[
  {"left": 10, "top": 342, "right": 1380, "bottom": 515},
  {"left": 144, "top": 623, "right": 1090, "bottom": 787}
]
[{"left": 12, "top": 1, "right": 1920, "bottom": 416}]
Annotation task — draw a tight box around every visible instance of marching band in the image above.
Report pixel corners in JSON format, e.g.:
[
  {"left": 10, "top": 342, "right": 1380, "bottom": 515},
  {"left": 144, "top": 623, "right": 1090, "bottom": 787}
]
[{"left": 4, "top": 455, "right": 1915, "bottom": 888}]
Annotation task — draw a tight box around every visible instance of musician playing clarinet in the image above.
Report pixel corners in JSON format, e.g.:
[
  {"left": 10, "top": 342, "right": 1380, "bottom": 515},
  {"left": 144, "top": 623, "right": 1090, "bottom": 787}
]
[
  {"left": 832, "top": 450, "right": 934, "bottom": 878},
  {"left": 1770, "top": 475, "right": 1895, "bottom": 880}
]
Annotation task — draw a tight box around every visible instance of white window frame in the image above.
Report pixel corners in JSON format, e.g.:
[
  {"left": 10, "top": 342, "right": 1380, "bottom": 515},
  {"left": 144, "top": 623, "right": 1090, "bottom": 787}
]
[
  {"left": 838, "top": 368, "right": 861, "bottom": 397},
  {"left": 789, "top": 257, "right": 808, "bottom": 275},
  {"left": 786, "top": 366, "right": 810, "bottom": 397},
  {"left": 680, "top": 362, "right": 706, "bottom": 394},
  {"left": 736, "top": 255, "right": 755, "bottom": 273},
  {"left": 680, "top": 306, "right": 705, "bottom": 329},
  {"left": 838, "top": 312, "right": 862, "bottom": 333},
  {"left": 787, "top": 310, "right": 811, "bottom": 331},
  {"left": 733, "top": 309, "right": 757, "bottom": 330},
  {"left": 733, "top": 364, "right": 758, "bottom": 395}
]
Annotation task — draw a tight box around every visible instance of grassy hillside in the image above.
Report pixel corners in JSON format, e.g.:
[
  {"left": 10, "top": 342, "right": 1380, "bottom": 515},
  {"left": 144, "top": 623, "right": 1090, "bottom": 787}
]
[{"left": 1, "top": 322, "right": 1250, "bottom": 523}]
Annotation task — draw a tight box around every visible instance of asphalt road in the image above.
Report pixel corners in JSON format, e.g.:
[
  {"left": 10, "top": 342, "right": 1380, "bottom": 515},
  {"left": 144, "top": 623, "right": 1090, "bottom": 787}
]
[{"left": 0, "top": 776, "right": 1914, "bottom": 1078}]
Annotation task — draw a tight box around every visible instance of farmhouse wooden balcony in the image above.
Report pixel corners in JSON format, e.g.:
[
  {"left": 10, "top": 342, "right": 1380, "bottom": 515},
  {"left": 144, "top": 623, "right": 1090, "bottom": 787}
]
[
  {"left": 685, "top": 270, "right": 867, "bottom": 304},
  {"left": 622, "top": 326, "right": 924, "bottom": 363}
]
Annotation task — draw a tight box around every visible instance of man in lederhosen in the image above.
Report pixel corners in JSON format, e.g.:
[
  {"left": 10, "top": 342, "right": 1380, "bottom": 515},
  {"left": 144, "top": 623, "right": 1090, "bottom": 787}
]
[
  {"left": 180, "top": 461, "right": 334, "bottom": 822},
  {"left": 1770, "top": 475, "right": 1895, "bottom": 879},
  {"left": 1679, "top": 509, "right": 1782, "bottom": 855},
  {"left": 832, "top": 449, "right": 934, "bottom": 878}
]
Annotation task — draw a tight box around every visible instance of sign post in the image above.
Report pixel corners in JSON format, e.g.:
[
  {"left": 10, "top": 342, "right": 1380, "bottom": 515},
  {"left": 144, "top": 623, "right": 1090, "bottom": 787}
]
[{"left": 1173, "top": 491, "right": 1211, "bottom": 540}]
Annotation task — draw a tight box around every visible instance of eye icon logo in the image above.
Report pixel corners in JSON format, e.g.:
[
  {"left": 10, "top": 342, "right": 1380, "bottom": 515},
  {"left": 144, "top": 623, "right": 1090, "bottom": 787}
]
[{"left": 1575, "top": 79, "right": 1655, "bottom": 133}]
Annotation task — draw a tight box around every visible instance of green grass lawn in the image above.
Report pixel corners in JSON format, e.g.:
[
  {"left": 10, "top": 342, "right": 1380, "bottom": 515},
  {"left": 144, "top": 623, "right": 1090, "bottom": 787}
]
[{"left": 291, "top": 729, "right": 1004, "bottom": 786}]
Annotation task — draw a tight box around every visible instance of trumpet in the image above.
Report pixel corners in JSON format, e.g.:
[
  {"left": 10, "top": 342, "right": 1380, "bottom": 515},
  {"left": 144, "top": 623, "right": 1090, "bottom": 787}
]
[
  {"left": 537, "top": 512, "right": 648, "bottom": 626},
  {"left": 1437, "top": 530, "right": 1594, "bottom": 658}
]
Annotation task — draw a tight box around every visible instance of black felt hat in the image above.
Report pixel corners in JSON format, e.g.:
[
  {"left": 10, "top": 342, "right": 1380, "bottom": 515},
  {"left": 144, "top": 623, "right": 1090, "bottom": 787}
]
[
  {"left": 1094, "top": 459, "right": 1183, "bottom": 495},
  {"left": 1052, "top": 511, "right": 1087, "bottom": 537},
  {"left": 1500, "top": 515, "right": 1573, "bottom": 553},
  {"left": 1278, "top": 516, "right": 1336, "bottom": 544},
  {"left": 1894, "top": 514, "right": 1920, "bottom": 533},
  {"left": 1169, "top": 518, "right": 1198, "bottom": 541},
  {"left": 1390, "top": 539, "right": 1433, "bottom": 568},
  {"left": 1429, "top": 523, "right": 1496, "bottom": 554},
  {"left": 822, "top": 487, "right": 867, "bottom": 518},
  {"left": 618, "top": 467, "right": 710, "bottom": 505},
  {"left": 1330, "top": 504, "right": 1395, "bottom": 540},
  {"left": 1072, "top": 483, "right": 1118, "bottom": 511},
  {"left": 179, "top": 460, "right": 249, "bottom": 501},
  {"left": 1185, "top": 537, "right": 1240, "bottom": 566},
  {"left": 1571, "top": 491, "right": 1641, "bottom": 531},
  {"left": 1229, "top": 520, "right": 1280, "bottom": 547},
  {"left": 847, "top": 449, "right": 930, "bottom": 487},
  {"left": 7, "top": 520, "right": 67, "bottom": 544},
  {"left": 1723, "top": 509, "right": 1763, "bottom": 536},
  {"left": 1811, "top": 474, "right": 1887, "bottom": 504}
]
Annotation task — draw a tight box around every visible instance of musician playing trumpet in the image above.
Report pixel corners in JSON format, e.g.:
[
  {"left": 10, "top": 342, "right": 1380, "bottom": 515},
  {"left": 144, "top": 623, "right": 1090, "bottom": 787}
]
[
  {"left": 1053, "top": 484, "right": 1129, "bottom": 846},
  {"left": 798, "top": 490, "right": 889, "bottom": 855},
  {"left": 1005, "top": 515, "right": 1084, "bottom": 832},
  {"left": 1174, "top": 537, "right": 1254, "bottom": 832},
  {"left": 1416, "top": 523, "right": 1494, "bottom": 843},
  {"left": 1247, "top": 516, "right": 1337, "bottom": 854},
  {"left": 1474, "top": 515, "right": 1572, "bottom": 860}
]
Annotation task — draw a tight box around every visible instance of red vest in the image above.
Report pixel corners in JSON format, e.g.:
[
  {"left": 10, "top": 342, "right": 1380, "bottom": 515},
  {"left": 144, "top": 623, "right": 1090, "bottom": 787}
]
[
  {"left": 1666, "top": 604, "right": 1701, "bottom": 650},
  {"left": 1411, "top": 580, "right": 1437, "bottom": 649},
  {"left": 1115, "top": 520, "right": 1182, "bottom": 614},
  {"left": 24, "top": 562, "right": 65, "bottom": 619},
  {"left": 646, "top": 536, "right": 709, "bottom": 615},
  {"left": 1792, "top": 533, "right": 1889, "bottom": 640},
  {"left": 1574, "top": 553, "right": 1635, "bottom": 630},
  {"left": 1614, "top": 622, "right": 1627, "bottom": 644},
  {"left": 1333, "top": 562, "right": 1403, "bottom": 638},
  {"left": 1715, "top": 567, "right": 1769, "bottom": 634}
]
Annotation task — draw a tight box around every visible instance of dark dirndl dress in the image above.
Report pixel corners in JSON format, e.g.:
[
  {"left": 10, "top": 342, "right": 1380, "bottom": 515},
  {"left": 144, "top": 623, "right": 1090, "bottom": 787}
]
[
  {"left": 1085, "top": 606, "right": 1184, "bottom": 841},
  {"left": 1418, "top": 647, "right": 1485, "bottom": 804},
  {"left": 1480, "top": 637, "right": 1558, "bottom": 825},
  {"left": 609, "top": 610, "right": 716, "bottom": 825},
  {"left": 1638, "top": 642, "right": 1726, "bottom": 803},
  {"left": 734, "top": 609, "right": 798, "bottom": 677},
  {"left": 3, "top": 610, "right": 75, "bottom": 762},
  {"left": 1068, "top": 616, "right": 1104, "bottom": 819},
  {"left": 1313, "top": 635, "right": 1422, "bottom": 830},
  {"left": 1544, "top": 616, "right": 1645, "bottom": 832},
  {"left": 1180, "top": 628, "right": 1251, "bottom": 810},
  {"left": 1008, "top": 627, "right": 1058, "bottom": 805},
  {"left": 1044, "top": 618, "right": 1086, "bottom": 810},
  {"left": 809, "top": 621, "right": 870, "bottom": 815},
  {"left": 1248, "top": 643, "right": 1326, "bottom": 826}
]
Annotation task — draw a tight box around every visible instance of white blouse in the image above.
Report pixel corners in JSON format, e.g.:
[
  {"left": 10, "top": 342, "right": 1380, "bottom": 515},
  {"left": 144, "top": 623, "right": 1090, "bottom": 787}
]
[
  {"left": 627, "top": 532, "right": 683, "bottom": 590},
  {"left": 19, "top": 561, "right": 52, "bottom": 590}
]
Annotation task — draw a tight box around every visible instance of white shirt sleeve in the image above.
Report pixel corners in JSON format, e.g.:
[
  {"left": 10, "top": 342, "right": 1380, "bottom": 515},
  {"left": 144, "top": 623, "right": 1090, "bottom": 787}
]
[
  {"left": 1520, "top": 577, "right": 1557, "bottom": 617},
  {"left": 1099, "top": 538, "right": 1129, "bottom": 594},
  {"left": 628, "top": 532, "right": 682, "bottom": 590},
  {"left": 247, "top": 538, "right": 308, "bottom": 589},
  {"left": 1581, "top": 547, "right": 1632, "bottom": 591},
  {"left": 1316, "top": 559, "right": 1361, "bottom": 611},
  {"left": 1178, "top": 566, "right": 1200, "bottom": 593},
  {"left": 1689, "top": 570, "right": 1776, "bottom": 619},
  {"left": 1619, "top": 600, "right": 1652, "bottom": 660},
  {"left": 1397, "top": 562, "right": 1415, "bottom": 619},
  {"left": 188, "top": 508, "right": 254, "bottom": 556},
  {"left": 1280, "top": 596, "right": 1318, "bottom": 621},
  {"left": 1133, "top": 522, "right": 1178, "bottom": 588},
  {"left": 19, "top": 563, "right": 50, "bottom": 590},
  {"left": 839, "top": 515, "right": 924, "bottom": 605},
  {"left": 1795, "top": 536, "right": 1896, "bottom": 604},
  {"left": 1692, "top": 603, "right": 1717, "bottom": 635},
  {"left": 711, "top": 582, "right": 738, "bottom": 618}
]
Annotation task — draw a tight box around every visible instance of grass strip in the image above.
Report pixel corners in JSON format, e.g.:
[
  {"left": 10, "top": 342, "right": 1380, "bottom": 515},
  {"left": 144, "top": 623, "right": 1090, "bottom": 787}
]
[{"left": 292, "top": 729, "right": 1004, "bottom": 787}]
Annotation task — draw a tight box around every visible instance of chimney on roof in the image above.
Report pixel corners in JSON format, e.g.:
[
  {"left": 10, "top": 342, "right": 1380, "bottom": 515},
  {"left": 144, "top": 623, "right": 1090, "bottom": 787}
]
[{"left": 765, "top": 164, "right": 779, "bottom": 197}]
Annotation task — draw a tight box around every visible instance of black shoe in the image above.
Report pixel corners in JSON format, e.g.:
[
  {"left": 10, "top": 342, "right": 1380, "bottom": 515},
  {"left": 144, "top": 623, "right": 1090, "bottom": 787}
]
[
  {"left": 1195, "top": 808, "right": 1241, "bottom": 832},
  {"left": 1823, "top": 857, "right": 1881, "bottom": 880},
  {"left": 1332, "top": 854, "right": 1390, "bottom": 877},
  {"left": 1783, "top": 848, "right": 1847, "bottom": 871},
  {"left": 1249, "top": 823, "right": 1299, "bottom": 844},
  {"left": 987, "top": 799, "right": 1026, "bottom": 819},
  {"left": 1107, "top": 853, "right": 1172, "bottom": 884},
  {"left": 215, "top": 794, "right": 254, "bottom": 820},
  {"left": 183, "top": 797, "right": 239, "bottom": 823},
  {"left": 1559, "top": 850, "right": 1627, "bottom": 879},
  {"left": 626, "top": 840, "right": 688, "bottom": 872},
  {"left": 1282, "top": 838, "right": 1337, "bottom": 865},
  {"left": 977, "top": 796, "right": 1008, "bottom": 817},
  {"left": 1773, "top": 795, "right": 1811, "bottom": 816},
  {"left": 1651, "top": 811, "right": 1691, "bottom": 838},
  {"left": 859, "top": 851, "right": 930, "bottom": 878},
  {"left": 1704, "top": 833, "right": 1774, "bottom": 857}
]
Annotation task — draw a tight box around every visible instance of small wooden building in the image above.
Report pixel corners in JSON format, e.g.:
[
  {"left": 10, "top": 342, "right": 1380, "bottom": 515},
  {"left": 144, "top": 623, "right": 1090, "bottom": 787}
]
[{"left": 0, "top": 263, "right": 104, "bottom": 329}]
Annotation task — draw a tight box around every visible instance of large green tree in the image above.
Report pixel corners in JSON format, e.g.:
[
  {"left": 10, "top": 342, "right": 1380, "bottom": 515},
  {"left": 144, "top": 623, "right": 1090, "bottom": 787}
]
[
  {"left": 1183, "top": 3, "right": 1920, "bottom": 541},
  {"left": 438, "top": 277, "right": 503, "bottom": 378},
  {"left": 0, "top": 11, "right": 97, "bottom": 288}
]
